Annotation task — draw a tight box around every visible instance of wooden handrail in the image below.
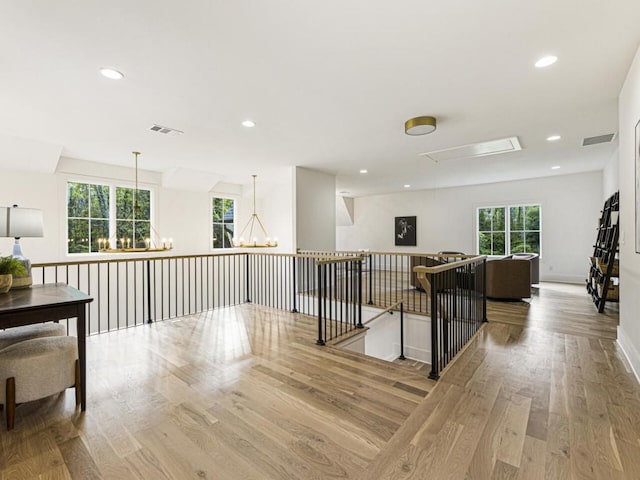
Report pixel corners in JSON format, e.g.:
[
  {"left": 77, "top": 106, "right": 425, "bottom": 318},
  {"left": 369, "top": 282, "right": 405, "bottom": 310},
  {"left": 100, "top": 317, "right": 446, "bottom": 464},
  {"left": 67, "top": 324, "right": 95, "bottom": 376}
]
[
  {"left": 362, "top": 300, "right": 403, "bottom": 326},
  {"left": 299, "top": 249, "right": 478, "bottom": 259},
  {"left": 413, "top": 255, "right": 486, "bottom": 275},
  {"left": 32, "top": 251, "right": 358, "bottom": 269},
  {"left": 316, "top": 256, "right": 364, "bottom": 266}
]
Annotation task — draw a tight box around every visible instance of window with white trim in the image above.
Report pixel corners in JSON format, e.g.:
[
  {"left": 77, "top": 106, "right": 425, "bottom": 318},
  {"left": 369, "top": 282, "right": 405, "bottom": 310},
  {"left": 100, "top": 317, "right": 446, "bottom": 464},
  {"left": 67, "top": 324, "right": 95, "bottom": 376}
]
[
  {"left": 212, "top": 197, "right": 235, "bottom": 248},
  {"left": 477, "top": 204, "right": 540, "bottom": 256},
  {"left": 67, "top": 181, "right": 152, "bottom": 254}
]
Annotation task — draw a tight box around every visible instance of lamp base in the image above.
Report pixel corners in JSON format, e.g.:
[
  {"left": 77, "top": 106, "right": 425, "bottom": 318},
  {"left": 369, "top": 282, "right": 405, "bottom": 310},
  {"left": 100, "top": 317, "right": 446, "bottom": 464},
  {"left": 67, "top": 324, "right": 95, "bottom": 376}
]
[{"left": 10, "top": 240, "right": 33, "bottom": 289}]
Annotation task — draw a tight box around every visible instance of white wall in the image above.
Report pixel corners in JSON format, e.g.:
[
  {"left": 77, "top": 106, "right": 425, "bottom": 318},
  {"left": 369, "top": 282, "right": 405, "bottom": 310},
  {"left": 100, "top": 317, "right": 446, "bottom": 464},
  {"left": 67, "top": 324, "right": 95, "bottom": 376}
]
[
  {"left": 235, "top": 168, "right": 295, "bottom": 253},
  {"left": 0, "top": 158, "right": 295, "bottom": 261},
  {"left": 295, "top": 167, "right": 336, "bottom": 251},
  {"left": 0, "top": 168, "right": 61, "bottom": 261},
  {"left": 603, "top": 147, "right": 620, "bottom": 201},
  {"left": 337, "top": 172, "right": 602, "bottom": 283},
  {"left": 617, "top": 45, "right": 640, "bottom": 380}
]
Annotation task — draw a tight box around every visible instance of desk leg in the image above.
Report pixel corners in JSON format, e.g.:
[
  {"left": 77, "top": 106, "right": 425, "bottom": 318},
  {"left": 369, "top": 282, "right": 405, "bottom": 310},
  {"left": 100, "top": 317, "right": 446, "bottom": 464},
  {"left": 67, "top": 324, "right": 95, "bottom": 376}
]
[{"left": 77, "top": 305, "right": 87, "bottom": 411}]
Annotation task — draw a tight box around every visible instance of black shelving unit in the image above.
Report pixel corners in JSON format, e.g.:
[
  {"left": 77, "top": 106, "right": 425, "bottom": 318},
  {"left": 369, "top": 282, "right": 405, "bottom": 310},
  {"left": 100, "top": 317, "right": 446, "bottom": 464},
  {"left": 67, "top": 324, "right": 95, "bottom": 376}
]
[{"left": 587, "top": 191, "right": 619, "bottom": 313}]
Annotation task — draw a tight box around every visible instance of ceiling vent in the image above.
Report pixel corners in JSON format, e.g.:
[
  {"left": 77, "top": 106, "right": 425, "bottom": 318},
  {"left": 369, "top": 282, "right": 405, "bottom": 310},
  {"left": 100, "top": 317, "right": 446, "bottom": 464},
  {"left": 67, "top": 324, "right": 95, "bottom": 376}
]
[
  {"left": 149, "top": 124, "right": 184, "bottom": 136},
  {"left": 582, "top": 133, "right": 616, "bottom": 146},
  {"left": 419, "top": 136, "right": 522, "bottom": 163}
]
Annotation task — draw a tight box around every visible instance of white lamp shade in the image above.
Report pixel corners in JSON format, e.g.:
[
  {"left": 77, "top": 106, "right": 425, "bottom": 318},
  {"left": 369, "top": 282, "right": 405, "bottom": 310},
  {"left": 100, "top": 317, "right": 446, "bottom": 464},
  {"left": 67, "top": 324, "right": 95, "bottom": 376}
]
[
  {"left": 0, "top": 208, "right": 7, "bottom": 237},
  {"left": 7, "top": 207, "right": 44, "bottom": 237}
]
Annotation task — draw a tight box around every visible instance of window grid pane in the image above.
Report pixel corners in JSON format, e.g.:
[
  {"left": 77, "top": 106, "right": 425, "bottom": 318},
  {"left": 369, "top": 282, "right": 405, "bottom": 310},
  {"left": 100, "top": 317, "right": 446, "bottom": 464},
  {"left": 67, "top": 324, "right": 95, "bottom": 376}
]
[
  {"left": 477, "top": 207, "right": 506, "bottom": 256},
  {"left": 212, "top": 197, "right": 236, "bottom": 249},
  {"left": 67, "top": 182, "right": 111, "bottom": 254},
  {"left": 478, "top": 204, "right": 541, "bottom": 256},
  {"left": 68, "top": 182, "right": 153, "bottom": 254}
]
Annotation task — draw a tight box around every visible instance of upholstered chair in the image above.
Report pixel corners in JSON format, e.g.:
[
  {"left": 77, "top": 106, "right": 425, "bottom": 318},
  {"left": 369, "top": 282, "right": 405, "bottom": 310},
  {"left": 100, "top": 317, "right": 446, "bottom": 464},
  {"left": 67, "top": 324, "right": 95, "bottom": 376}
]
[{"left": 0, "top": 336, "right": 80, "bottom": 430}]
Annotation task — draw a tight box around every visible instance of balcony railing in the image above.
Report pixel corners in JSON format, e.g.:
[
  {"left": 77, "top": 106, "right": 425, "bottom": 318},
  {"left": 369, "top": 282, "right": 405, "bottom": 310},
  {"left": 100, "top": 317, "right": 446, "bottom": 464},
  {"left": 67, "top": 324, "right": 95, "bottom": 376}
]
[
  {"left": 314, "top": 255, "right": 363, "bottom": 345},
  {"left": 414, "top": 256, "right": 487, "bottom": 379},
  {"left": 32, "top": 250, "right": 486, "bottom": 381}
]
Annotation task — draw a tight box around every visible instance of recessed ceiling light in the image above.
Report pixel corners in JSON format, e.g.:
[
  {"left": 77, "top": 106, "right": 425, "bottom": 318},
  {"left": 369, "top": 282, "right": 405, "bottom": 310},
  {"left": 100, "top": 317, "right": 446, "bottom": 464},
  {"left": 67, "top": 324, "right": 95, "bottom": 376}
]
[
  {"left": 547, "top": 135, "right": 561, "bottom": 141},
  {"left": 241, "top": 120, "right": 256, "bottom": 128},
  {"left": 404, "top": 184, "right": 411, "bottom": 188},
  {"left": 551, "top": 165, "right": 561, "bottom": 170},
  {"left": 535, "top": 55, "right": 558, "bottom": 68},
  {"left": 99, "top": 68, "right": 124, "bottom": 80},
  {"left": 360, "top": 169, "right": 368, "bottom": 174}
]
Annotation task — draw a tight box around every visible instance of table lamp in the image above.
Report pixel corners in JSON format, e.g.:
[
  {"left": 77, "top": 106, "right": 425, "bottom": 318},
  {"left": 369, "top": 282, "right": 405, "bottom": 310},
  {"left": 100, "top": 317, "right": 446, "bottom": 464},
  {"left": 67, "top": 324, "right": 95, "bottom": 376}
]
[{"left": 2, "top": 205, "right": 44, "bottom": 288}]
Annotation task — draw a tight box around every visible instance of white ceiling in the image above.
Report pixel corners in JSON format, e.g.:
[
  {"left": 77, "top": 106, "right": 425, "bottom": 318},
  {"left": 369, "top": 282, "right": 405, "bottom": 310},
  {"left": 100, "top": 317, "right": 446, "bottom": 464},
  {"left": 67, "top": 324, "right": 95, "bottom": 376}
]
[{"left": 0, "top": 1, "right": 639, "bottom": 196}]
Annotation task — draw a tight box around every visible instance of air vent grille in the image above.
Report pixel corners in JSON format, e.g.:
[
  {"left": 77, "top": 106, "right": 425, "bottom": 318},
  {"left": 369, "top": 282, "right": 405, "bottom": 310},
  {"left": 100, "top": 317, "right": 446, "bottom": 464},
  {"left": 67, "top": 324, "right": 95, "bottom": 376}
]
[
  {"left": 149, "top": 124, "right": 184, "bottom": 136},
  {"left": 582, "top": 133, "right": 615, "bottom": 146}
]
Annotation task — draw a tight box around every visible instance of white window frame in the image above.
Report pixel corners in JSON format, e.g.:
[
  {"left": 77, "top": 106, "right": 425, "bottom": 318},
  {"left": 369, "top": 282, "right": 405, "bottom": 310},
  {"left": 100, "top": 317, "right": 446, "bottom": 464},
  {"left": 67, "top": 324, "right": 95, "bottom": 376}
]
[
  {"left": 65, "top": 176, "right": 157, "bottom": 256},
  {"left": 210, "top": 194, "right": 237, "bottom": 250},
  {"left": 476, "top": 203, "right": 542, "bottom": 257}
]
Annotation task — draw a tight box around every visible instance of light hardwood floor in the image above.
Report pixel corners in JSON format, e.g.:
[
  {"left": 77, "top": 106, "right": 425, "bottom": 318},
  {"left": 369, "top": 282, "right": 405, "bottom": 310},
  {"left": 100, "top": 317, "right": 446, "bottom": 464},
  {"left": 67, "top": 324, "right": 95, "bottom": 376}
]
[
  {"left": 363, "top": 283, "right": 634, "bottom": 479},
  {"left": 0, "top": 303, "right": 433, "bottom": 479},
  {"left": 1, "top": 283, "right": 637, "bottom": 479}
]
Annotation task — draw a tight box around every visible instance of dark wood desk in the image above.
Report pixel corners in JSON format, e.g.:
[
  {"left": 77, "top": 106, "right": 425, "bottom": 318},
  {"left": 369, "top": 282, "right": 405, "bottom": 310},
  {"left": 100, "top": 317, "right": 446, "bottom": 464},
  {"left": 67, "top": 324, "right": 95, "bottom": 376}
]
[{"left": 0, "top": 283, "right": 93, "bottom": 410}]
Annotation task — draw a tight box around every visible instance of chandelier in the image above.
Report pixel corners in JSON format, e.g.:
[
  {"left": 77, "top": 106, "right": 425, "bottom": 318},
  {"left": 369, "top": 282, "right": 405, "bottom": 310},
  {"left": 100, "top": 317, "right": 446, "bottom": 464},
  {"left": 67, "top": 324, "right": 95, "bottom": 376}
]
[
  {"left": 232, "top": 175, "right": 278, "bottom": 248},
  {"left": 99, "top": 151, "right": 173, "bottom": 253}
]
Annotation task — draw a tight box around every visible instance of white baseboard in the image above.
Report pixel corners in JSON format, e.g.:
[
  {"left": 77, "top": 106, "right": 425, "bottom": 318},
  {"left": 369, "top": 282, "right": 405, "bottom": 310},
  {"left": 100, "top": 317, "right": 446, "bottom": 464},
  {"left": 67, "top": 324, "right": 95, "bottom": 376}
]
[
  {"left": 540, "top": 273, "right": 585, "bottom": 283},
  {"left": 617, "top": 326, "right": 640, "bottom": 384},
  {"left": 396, "top": 343, "right": 430, "bottom": 363}
]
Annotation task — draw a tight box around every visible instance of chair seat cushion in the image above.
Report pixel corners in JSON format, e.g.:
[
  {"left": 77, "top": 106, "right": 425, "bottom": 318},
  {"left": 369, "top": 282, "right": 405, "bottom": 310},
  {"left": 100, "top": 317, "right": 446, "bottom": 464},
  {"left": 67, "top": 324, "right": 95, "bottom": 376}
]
[
  {"left": 0, "top": 336, "right": 77, "bottom": 404},
  {"left": 0, "top": 323, "right": 66, "bottom": 351}
]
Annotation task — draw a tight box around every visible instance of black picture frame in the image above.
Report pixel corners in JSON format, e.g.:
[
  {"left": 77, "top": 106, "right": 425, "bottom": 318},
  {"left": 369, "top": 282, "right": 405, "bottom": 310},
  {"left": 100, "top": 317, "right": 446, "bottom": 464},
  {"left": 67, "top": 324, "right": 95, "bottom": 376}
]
[{"left": 395, "top": 216, "right": 416, "bottom": 246}]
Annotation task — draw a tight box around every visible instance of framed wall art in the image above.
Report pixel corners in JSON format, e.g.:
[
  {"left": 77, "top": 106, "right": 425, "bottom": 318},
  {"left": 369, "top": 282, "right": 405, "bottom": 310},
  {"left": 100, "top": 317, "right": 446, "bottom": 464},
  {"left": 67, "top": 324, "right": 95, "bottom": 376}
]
[{"left": 395, "top": 216, "right": 416, "bottom": 246}]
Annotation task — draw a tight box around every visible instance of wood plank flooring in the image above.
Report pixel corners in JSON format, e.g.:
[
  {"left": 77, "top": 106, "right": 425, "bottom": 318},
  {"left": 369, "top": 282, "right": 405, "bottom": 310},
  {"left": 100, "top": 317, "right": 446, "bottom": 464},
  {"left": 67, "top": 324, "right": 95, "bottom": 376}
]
[
  {"left": 1, "top": 282, "right": 638, "bottom": 479},
  {"left": 0, "top": 304, "right": 433, "bottom": 479},
  {"left": 362, "top": 283, "right": 638, "bottom": 479}
]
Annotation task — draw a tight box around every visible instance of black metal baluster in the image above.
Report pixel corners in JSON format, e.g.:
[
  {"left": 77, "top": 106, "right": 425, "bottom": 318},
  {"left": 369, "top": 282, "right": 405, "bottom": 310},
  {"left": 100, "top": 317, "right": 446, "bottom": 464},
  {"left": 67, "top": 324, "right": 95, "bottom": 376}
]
[
  {"left": 146, "top": 260, "right": 152, "bottom": 323},
  {"left": 316, "top": 262, "right": 324, "bottom": 345},
  {"left": 245, "top": 253, "right": 251, "bottom": 303},
  {"left": 357, "top": 259, "right": 363, "bottom": 328},
  {"left": 399, "top": 301, "right": 406, "bottom": 360},
  {"left": 368, "top": 254, "right": 373, "bottom": 305},
  {"left": 429, "top": 272, "right": 439, "bottom": 380}
]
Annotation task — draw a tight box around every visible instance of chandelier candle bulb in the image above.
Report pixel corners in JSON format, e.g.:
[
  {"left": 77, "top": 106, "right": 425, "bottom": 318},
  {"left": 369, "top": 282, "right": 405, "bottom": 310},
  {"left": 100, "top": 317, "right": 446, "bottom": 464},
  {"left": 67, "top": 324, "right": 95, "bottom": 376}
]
[{"left": 169, "top": 238, "right": 173, "bottom": 249}]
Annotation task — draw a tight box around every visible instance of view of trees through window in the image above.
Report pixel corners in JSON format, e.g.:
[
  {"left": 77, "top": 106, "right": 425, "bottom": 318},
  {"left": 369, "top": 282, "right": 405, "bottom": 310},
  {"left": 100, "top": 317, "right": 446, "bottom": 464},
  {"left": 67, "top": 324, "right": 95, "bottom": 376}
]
[
  {"left": 67, "top": 181, "right": 151, "bottom": 253},
  {"left": 478, "top": 204, "right": 540, "bottom": 256},
  {"left": 116, "top": 187, "right": 151, "bottom": 248},
  {"left": 212, "top": 197, "right": 235, "bottom": 248}
]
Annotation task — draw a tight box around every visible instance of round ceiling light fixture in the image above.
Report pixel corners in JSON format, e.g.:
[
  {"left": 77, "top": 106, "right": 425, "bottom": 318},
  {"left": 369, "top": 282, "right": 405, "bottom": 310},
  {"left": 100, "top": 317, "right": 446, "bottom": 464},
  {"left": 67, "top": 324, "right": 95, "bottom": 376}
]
[
  {"left": 546, "top": 135, "right": 561, "bottom": 141},
  {"left": 359, "top": 169, "right": 368, "bottom": 174},
  {"left": 405, "top": 116, "right": 436, "bottom": 135},
  {"left": 99, "top": 68, "right": 124, "bottom": 80},
  {"left": 535, "top": 55, "right": 558, "bottom": 68},
  {"left": 241, "top": 120, "right": 256, "bottom": 128}
]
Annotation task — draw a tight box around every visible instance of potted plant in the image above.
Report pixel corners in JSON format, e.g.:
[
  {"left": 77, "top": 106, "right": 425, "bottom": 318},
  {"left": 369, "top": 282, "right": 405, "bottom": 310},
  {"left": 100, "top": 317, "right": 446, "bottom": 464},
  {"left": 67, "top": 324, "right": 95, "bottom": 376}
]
[{"left": 0, "top": 256, "right": 28, "bottom": 293}]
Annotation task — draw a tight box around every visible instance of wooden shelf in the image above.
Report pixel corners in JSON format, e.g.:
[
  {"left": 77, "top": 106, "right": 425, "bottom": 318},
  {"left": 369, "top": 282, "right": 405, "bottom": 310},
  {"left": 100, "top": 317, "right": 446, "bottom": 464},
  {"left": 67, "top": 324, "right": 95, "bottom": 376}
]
[{"left": 587, "top": 191, "right": 619, "bottom": 313}]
